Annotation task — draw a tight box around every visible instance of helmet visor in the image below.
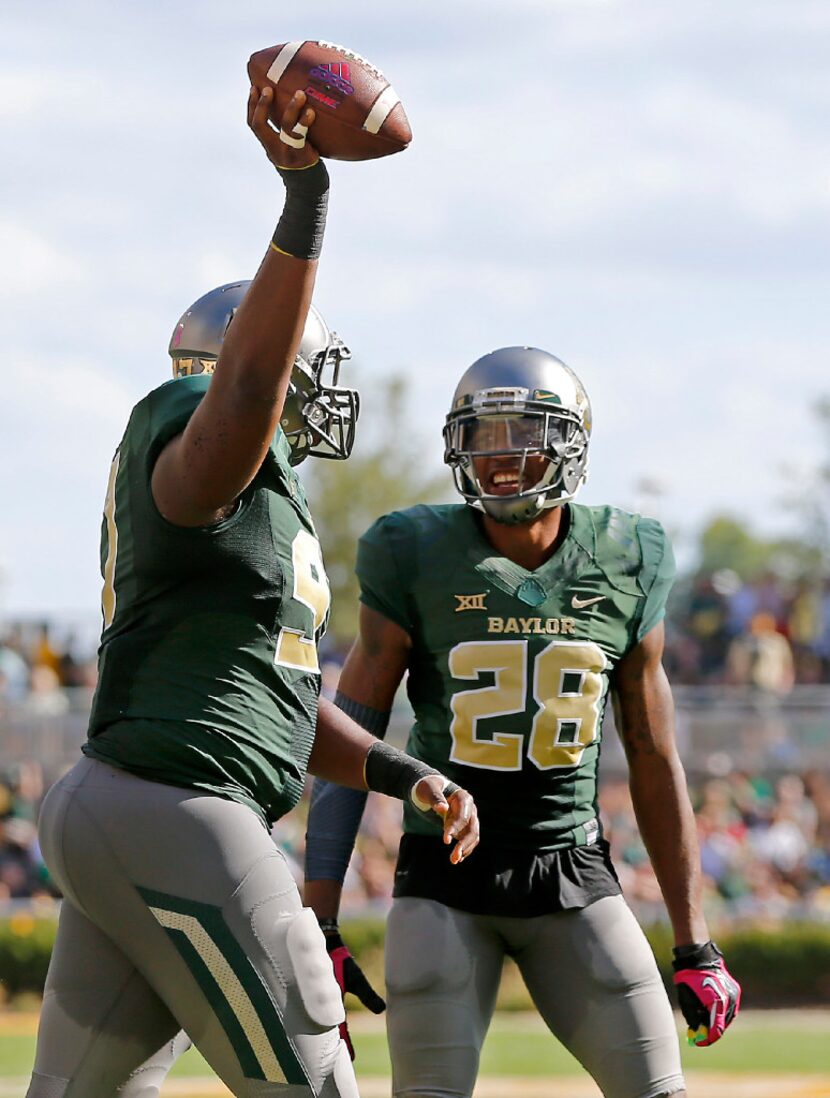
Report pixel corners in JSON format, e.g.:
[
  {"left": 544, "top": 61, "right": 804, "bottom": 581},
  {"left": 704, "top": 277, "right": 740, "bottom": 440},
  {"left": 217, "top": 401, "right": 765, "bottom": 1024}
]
[{"left": 459, "top": 413, "right": 567, "bottom": 454}]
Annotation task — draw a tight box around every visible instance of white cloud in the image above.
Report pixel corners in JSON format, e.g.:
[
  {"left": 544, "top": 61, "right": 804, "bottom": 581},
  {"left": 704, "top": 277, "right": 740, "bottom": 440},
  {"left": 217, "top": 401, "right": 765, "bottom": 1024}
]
[
  {"left": 0, "top": 355, "right": 135, "bottom": 615},
  {"left": 2, "top": 358, "right": 133, "bottom": 460},
  {"left": 0, "top": 222, "right": 87, "bottom": 293},
  {"left": 2, "top": 0, "right": 830, "bottom": 613}
]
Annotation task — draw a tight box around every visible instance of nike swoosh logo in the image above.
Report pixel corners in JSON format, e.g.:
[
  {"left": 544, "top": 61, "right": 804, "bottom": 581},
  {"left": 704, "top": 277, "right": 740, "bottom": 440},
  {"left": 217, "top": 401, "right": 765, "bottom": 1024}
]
[
  {"left": 702, "top": 975, "right": 727, "bottom": 1001},
  {"left": 571, "top": 594, "right": 605, "bottom": 609}
]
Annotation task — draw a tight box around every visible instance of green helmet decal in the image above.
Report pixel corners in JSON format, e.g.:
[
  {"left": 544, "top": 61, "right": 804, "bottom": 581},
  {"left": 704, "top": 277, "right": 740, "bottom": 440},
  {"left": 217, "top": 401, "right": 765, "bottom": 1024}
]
[{"left": 532, "top": 389, "right": 563, "bottom": 405}]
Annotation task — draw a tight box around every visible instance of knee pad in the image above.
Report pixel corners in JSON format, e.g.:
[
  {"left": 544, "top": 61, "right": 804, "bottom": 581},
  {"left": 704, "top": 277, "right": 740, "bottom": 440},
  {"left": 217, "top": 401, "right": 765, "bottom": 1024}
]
[
  {"left": 285, "top": 908, "right": 344, "bottom": 1029},
  {"left": 385, "top": 900, "right": 473, "bottom": 996}
]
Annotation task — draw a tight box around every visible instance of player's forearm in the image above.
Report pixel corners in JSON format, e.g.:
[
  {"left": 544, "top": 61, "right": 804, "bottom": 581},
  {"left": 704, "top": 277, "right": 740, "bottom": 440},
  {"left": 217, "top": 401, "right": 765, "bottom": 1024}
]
[
  {"left": 305, "top": 691, "right": 391, "bottom": 901},
  {"left": 204, "top": 161, "right": 329, "bottom": 430},
  {"left": 213, "top": 250, "right": 317, "bottom": 408},
  {"left": 309, "top": 697, "right": 440, "bottom": 801},
  {"left": 304, "top": 877, "right": 344, "bottom": 920},
  {"left": 628, "top": 753, "right": 709, "bottom": 946},
  {"left": 152, "top": 148, "right": 330, "bottom": 523},
  {"left": 613, "top": 631, "right": 707, "bottom": 944},
  {"left": 308, "top": 696, "right": 374, "bottom": 789},
  {"left": 306, "top": 777, "right": 369, "bottom": 879}
]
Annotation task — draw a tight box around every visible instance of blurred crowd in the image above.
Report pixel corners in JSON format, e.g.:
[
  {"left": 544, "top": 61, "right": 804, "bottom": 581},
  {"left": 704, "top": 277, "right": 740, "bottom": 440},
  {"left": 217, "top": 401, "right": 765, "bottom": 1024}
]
[
  {"left": 601, "top": 770, "right": 830, "bottom": 925},
  {"left": 280, "top": 769, "right": 830, "bottom": 925},
  {"left": 2, "top": 583, "right": 830, "bottom": 925},
  {"left": 0, "top": 760, "right": 54, "bottom": 903},
  {"left": 4, "top": 569, "right": 829, "bottom": 712},
  {"left": 3, "top": 756, "right": 829, "bottom": 928},
  {"left": 666, "top": 570, "right": 830, "bottom": 690},
  {"left": 0, "top": 622, "right": 97, "bottom": 717}
]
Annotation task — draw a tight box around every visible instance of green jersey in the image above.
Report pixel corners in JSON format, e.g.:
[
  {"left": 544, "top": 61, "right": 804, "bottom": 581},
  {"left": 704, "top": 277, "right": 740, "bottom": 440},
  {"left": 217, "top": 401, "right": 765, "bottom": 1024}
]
[
  {"left": 84, "top": 376, "right": 331, "bottom": 827},
  {"left": 357, "top": 502, "right": 674, "bottom": 852}
]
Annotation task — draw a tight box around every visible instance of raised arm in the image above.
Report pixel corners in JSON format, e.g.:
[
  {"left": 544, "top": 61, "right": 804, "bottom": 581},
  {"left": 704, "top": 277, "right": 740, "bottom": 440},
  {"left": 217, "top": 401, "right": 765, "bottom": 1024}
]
[
  {"left": 152, "top": 87, "right": 327, "bottom": 526},
  {"left": 613, "top": 622, "right": 740, "bottom": 1046}
]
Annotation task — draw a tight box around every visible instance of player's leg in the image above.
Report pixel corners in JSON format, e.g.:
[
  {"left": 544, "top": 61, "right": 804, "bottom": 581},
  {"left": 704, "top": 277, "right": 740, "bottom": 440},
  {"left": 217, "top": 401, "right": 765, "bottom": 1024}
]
[
  {"left": 116, "top": 1032, "right": 193, "bottom": 1098},
  {"left": 35, "top": 756, "right": 357, "bottom": 1098},
  {"left": 384, "top": 898, "right": 504, "bottom": 1098},
  {"left": 26, "top": 898, "right": 182, "bottom": 1098},
  {"left": 510, "top": 895, "right": 685, "bottom": 1098}
]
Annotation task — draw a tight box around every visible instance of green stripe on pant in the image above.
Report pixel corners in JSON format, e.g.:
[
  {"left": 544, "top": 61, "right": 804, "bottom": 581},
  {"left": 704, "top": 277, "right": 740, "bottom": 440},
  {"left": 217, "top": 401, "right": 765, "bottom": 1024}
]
[{"left": 137, "top": 886, "right": 308, "bottom": 1086}]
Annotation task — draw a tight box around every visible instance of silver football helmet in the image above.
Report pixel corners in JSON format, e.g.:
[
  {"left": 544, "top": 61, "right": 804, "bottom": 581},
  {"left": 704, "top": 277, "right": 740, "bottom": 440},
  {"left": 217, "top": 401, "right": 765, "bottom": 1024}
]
[
  {"left": 168, "top": 281, "right": 359, "bottom": 465},
  {"left": 443, "top": 346, "right": 592, "bottom": 524}
]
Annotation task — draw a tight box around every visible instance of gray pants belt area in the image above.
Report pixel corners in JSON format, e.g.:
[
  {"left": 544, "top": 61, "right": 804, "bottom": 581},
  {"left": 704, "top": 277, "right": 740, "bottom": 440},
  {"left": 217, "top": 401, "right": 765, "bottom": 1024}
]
[
  {"left": 26, "top": 756, "right": 359, "bottom": 1098},
  {"left": 385, "top": 896, "right": 686, "bottom": 1098}
]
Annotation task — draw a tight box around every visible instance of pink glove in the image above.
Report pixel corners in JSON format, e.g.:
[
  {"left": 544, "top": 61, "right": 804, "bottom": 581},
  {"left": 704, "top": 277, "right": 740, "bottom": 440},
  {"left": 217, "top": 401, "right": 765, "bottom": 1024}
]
[{"left": 672, "top": 941, "right": 741, "bottom": 1047}]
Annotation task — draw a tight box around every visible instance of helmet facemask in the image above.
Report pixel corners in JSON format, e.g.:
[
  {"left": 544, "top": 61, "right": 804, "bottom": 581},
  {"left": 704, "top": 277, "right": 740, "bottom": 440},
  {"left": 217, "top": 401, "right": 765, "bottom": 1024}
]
[
  {"left": 280, "top": 332, "right": 360, "bottom": 466},
  {"left": 444, "top": 390, "right": 590, "bottom": 524}
]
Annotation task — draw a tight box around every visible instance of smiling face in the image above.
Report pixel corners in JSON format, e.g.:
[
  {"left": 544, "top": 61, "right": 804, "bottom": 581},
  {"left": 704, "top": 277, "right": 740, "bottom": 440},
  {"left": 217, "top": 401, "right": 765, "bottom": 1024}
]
[
  {"left": 464, "top": 415, "right": 556, "bottom": 498},
  {"left": 443, "top": 349, "right": 593, "bottom": 525},
  {"left": 472, "top": 452, "right": 551, "bottom": 496}
]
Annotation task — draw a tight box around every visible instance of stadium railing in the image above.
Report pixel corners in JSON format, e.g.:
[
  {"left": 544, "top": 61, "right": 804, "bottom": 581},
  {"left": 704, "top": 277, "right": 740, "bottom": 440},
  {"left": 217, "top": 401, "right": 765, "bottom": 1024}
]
[{"left": 2, "top": 685, "right": 830, "bottom": 779}]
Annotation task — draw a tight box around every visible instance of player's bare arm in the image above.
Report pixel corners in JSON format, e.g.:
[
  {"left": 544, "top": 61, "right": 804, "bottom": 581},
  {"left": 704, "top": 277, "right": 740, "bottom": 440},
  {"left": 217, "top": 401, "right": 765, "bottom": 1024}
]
[
  {"left": 613, "top": 621, "right": 741, "bottom": 1048},
  {"left": 152, "top": 87, "right": 324, "bottom": 526},
  {"left": 612, "top": 621, "right": 708, "bottom": 946},
  {"left": 340, "top": 602, "right": 412, "bottom": 710}
]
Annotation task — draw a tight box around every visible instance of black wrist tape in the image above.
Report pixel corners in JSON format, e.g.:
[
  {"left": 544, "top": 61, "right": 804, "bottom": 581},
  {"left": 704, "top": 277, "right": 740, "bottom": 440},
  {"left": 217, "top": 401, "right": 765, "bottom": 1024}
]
[
  {"left": 672, "top": 940, "right": 722, "bottom": 970},
  {"left": 272, "top": 160, "right": 330, "bottom": 261},
  {"left": 364, "top": 741, "right": 439, "bottom": 802}
]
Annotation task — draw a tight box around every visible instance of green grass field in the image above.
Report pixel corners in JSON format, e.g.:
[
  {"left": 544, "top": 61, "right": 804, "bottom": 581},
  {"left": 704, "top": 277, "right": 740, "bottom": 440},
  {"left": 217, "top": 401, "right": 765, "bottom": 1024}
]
[
  {"left": 2, "top": 1010, "right": 829, "bottom": 1085},
  {"left": 343, "top": 1011, "right": 830, "bottom": 1078}
]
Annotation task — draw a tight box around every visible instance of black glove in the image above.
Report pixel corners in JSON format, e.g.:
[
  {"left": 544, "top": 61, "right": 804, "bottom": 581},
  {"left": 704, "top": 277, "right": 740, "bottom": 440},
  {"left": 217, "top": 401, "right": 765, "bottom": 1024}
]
[
  {"left": 320, "top": 918, "right": 385, "bottom": 1060},
  {"left": 672, "top": 940, "right": 741, "bottom": 1047}
]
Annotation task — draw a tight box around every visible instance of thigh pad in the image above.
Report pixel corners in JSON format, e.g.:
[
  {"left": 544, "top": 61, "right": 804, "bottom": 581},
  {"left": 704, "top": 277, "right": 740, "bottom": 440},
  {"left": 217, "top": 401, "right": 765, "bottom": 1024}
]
[{"left": 285, "top": 908, "right": 345, "bottom": 1029}]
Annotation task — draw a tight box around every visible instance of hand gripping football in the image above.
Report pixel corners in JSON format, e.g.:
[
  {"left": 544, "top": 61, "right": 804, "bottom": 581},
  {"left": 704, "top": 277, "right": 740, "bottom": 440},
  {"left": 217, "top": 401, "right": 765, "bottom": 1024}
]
[{"left": 247, "top": 41, "right": 412, "bottom": 161}]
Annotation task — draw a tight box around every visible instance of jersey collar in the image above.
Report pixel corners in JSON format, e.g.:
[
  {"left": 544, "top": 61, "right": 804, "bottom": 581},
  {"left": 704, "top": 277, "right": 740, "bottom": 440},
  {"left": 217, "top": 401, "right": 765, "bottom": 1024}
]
[{"left": 463, "top": 504, "right": 593, "bottom": 605}]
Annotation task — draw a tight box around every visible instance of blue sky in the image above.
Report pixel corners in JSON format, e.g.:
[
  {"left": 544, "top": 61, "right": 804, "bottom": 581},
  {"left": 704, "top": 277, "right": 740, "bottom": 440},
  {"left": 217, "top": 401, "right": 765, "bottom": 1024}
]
[{"left": 2, "top": 0, "right": 830, "bottom": 620}]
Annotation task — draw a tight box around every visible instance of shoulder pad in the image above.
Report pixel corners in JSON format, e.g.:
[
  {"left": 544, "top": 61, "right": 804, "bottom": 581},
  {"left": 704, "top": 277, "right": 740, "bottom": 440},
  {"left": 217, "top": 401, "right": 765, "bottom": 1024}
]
[
  {"left": 362, "top": 504, "right": 462, "bottom": 563},
  {"left": 573, "top": 504, "right": 674, "bottom": 596},
  {"left": 357, "top": 506, "right": 465, "bottom": 633},
  {"left": 636, "top": 515, "right": 672, "bottom": 598},
  {"left": 573, "top": 505, "right": 643, "bottom": 590},
  {"left": 573, "top": 505, "right": 675, "bottom": 643},
  {"left": 144, "top": 376, "right": 211, "bottom": 459}
]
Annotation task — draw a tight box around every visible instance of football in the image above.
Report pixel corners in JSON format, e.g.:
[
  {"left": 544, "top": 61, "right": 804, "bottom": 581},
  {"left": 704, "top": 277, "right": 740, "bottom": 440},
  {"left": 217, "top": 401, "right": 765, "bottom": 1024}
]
[{"left": 247, "top": 41, "right": 412, "bottom": 161}]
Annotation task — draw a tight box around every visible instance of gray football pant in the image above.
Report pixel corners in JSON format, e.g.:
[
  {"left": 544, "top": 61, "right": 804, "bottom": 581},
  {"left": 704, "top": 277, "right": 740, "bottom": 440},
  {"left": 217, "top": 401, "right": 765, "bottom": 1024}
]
[
  {"left": 385, "top": 895, "right": 685, "bottom": 1098},
  {"left": 26, "top": 757, "right": 359, "bottom": 1098}
]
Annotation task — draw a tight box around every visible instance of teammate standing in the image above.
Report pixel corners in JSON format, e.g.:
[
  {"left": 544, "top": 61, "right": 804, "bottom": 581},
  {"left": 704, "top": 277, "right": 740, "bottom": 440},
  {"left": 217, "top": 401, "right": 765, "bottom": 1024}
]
[
  {"left": 305, "top": 347, "right": 740, "bottom": 1098},
  {"left": 25, "top": 88, "right": 478, "bottom": 1098}
]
